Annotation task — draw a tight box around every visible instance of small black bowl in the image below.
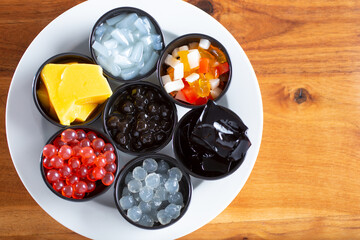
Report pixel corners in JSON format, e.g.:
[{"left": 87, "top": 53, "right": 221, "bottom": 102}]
[
  {"left": 157, "top": 33, "right": 232, "bottom": 109},
  {"left": 32, "top": 52, "right": 108, "bottom": 128},
  {"left": 90, "top": 7, "right": 165, "bottom": 83},
  {"left": 103, "top": 81, "right": 177, "bottom": 155},
  {"left": 114, "top": 153, "right": 192, "bottom": 229},
  {"left": 173, "top": 102, "right": 251, "bottom": 180},
  {"left": 40, "top": 126, "right": 119, "bottom": 201}
]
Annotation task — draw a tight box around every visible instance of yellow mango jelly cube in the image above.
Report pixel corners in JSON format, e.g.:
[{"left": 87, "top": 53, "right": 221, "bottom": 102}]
[
  {"left": 41, "top": 63, "right": 112, "bottom": 125},
  {"left": 178, "top": 50, "right": 190, "bottom": 72},
  {"left": 41, "top": 64, "right": 74, "bottom": 124},
  {"left": 74, "top": 103, "right": 98, "bottom": 122},
  {"left": 36, "top": 81, "right": 51, "bottom": 111},
  {"left": 59, "top": 64, "right": 112, "bottom": 105}
]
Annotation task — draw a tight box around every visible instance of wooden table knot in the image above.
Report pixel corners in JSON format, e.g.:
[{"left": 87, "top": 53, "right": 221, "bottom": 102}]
[
  {"left": 294, "top": 88, "right": 309, "bottom": 104},
  {"left": 190, "top": 0, "right": 214, "bottom": 15}
]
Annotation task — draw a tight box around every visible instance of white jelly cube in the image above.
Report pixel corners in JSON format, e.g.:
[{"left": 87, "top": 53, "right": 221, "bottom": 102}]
[
  {"left": 199, "top": 38, "right": 211, "bottom": 50},
  {"left": 164, "top": 80, "right": 184, "bottom": 93},
  {"left": 210, "top": 87, "right": 222, "bottom": 99},
  {"left": 185, "top": 73, "right": 199, "bottom": 83},
  {"left": 209, "top": 78, "right": 220, "bottom": 89},
  {"left": 179, "top": 45, "right": 189, "bottom": 51},
  {"left": 172, "top": 48, "right": 180, "bottom": 58},
  {"left": 189, "top": 42, "right": 199, "bottom": 49},
  {"left": 161, "top": 75, "right": 172, "bottom": 85},
  {"left": 164, "top": 54, "right": 180, "bottom": 68},
  {"left": 187, "top": 49, "right": 200, "bottom": 69},
  {"left": 173, "top": 62, "right": 184, "bottom": 80}
]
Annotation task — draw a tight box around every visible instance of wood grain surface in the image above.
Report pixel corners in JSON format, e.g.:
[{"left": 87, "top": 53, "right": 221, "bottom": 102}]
[{"left": 1, "top": 0, "right": 360, "bottom": 239}]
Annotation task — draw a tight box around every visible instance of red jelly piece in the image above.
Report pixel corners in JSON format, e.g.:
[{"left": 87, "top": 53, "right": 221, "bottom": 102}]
[
  {"left": 61, "top": 185, "right": 73, "bottom": 198},
  {"left": 61, "top": 129, "right": 77, "bottom": 143},
  {"left": 78, "top": 165, "right": 88, "bottom": 179},
  {"left": 66, "top": 175, "right": 79, "bottom": 185},
  {"left": 103, "top": 151, "right": 116, "bottom": 164},
  {"left": 95, "top": 156, "right": 107, "bottom": 167},
  {"left": 80, "top": 147, "right": 94, "bottom": 159},
  {"left": 102, "top": 172, "right": 114, "bottom": 186},
  {"left": 72, "top": 191, "right": 85, "bottom": 199},
  {"left": 103, "top": 143, "right": 114, "bottom": 152},
  {"left": 80, "top": 139, "right": 91, "bottom": 148},
  {"left": 68, "top": 157, "right": 81, "bottom": 170},
  {"left": 50, "top": 156, "right": 64, "bottom": 169},
  {"left": 53, "top": 180, "right": 65, "bottom": 192},
  {"left": 53, "top": 137, "right": 66, "bottom": 149},
  {"left": 92, "top": 167, "right": 106, "bottom": 180},
  {"left": 92, "top": 138, "right": 105, "bottom": 151},
  {"left": 217, "top": 62, "right": 229, "bottom": 75},
  {"left": 74, "top": 181, "right": 88, "bottom": 194},
  {"left": 84, "top": 179, "right": 96, "bottom": 192},
  {"left": 58, "top": 145, "right": 73, "bottom": 160},
  {"left": 104, "top": 162, "right": 117, "bottom": 173},
  {"left": 43, "top": 157, "right": 52, "bottom": 169},
  {"left": 47, "top": 169, "right": 60, "bottom": 183},
  {"left": 86, "top": 131, "right": 97, "bottom": 142},
  {"left": 59, "top": 165, "right": 72, "bottom": 179},
  {"left": 43, "top": 144, "right": 57, "bottom": 158},
  {"left": 76, "top": 129, "right": 86, "bottom": 141},
  {"left": 82, "top": 153, "right": 96, "bottom": 166}
]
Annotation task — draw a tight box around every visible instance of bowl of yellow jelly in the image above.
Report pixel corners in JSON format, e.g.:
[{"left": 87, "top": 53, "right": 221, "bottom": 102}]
[
  {"left": 157, "top": 33, "right": 232, "bottom": 108},
  {"left": 32, "top": 53, "right": 113, "bottom": 127}
]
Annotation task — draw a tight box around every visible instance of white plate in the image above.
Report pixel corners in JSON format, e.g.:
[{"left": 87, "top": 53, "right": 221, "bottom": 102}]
[{"left": 6, "top": 0, "right": 263, "bottom": 239}]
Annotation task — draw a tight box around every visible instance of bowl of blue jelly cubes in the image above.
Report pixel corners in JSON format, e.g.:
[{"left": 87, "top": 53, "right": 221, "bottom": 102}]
[
  {"left": 90, "top": 7, "right": 164, "bottom": 82},
  {"left": 114, "top": 153, "right": 192, "bottom": 229}
]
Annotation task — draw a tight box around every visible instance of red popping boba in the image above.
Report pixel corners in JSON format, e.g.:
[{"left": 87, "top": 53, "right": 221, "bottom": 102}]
[{"left": 41, "top": 128, "right": 118, "bottom": 200}]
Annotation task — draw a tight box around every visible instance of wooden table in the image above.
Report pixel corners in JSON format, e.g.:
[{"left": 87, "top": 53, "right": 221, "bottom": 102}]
[{"left": 1, "top": 0, "right": 359, "bottom": 239}]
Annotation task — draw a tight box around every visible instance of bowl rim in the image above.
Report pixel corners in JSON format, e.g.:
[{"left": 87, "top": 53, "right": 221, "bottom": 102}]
[
  {"left": 156, "top": 33, "right": 233, "bottom": 109},
  {"left": 113, "top": 153, "right": 193, "bottom": 229},
  {"left": 102, "top": 81, "right": 178, "bottom": 155},
  {"left": 40, "top": 126, "right": 120, "bottom": 202},
  {"left": 173, "top": 103, "right": 248, "bottom": 180},
  {"left": 89, "top": 6, "right": 165, "bottom": 83},
  {"left": 32, "top": 52, "right": 107, "bottom": 128}
]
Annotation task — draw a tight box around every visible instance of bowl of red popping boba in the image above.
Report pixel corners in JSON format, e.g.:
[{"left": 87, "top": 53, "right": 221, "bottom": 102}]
[{"left": 40, "top": 127, "right": 119, "bottom": 201}]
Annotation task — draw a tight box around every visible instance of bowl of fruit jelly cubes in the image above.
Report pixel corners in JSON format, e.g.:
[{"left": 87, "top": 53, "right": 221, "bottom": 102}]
[
  {"left": 157, "top": 33, "right": 232, "bottom": 108},
  {"left": 40, "top": 127, "right": 119, "bottom": 201},
  {"left": 103, "top": 82, "right": 177, "bottom": 155},
  {"left": 32, "top": 52, "right": 113, "bottom": 127},
  {"left": 90, "top": 7, "right": 164, "bottom": 82},
  {"left": 114, "top": 154, "right": 192, "bottom": 229},
  {"left": 174, "top": 100, "right": 251, "bottom": 180}
]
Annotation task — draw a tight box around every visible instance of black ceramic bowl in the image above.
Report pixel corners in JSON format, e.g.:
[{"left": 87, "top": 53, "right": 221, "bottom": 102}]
[
  {"left": 157, "top": 33, "right": 232, "bottom": 108},
  {"left": 103, "top": 81, "right": 177, "bottom": 155},
  {"left": 90, "top": 7, "right": 165, "bottom": 83},
  {"left": 40, "top": 127, "right": 119, "bottom": 201},
  {"left": 32, "top": 52, "right": 108, "bottom": 128},
  {"left": 173, "top": 103, "right": 251, "bottom": 180},
  {"left": 114, "top": 153, "right": 192, "bottom": 229}
]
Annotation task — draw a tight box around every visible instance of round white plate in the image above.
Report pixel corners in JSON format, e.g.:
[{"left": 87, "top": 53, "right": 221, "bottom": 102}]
[{"left": 6, "top": 0, "right": 263, "bottom": 239}]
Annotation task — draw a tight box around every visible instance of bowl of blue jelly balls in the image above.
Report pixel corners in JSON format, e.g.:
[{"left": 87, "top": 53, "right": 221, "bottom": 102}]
[{"left": 114, "top": 153, "right": 192, "bottom": 229}]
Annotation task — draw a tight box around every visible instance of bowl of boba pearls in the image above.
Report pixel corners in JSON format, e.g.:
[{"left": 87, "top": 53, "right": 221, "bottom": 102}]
[
  {"left": 114, "top": 154, "right": 192, "bottom": 229},
  {"left": 103, "top": 82, "right": 177, "bottom": 155},
  {"left": 40, "top": 127, "right": 118, "bottom": 201}
]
